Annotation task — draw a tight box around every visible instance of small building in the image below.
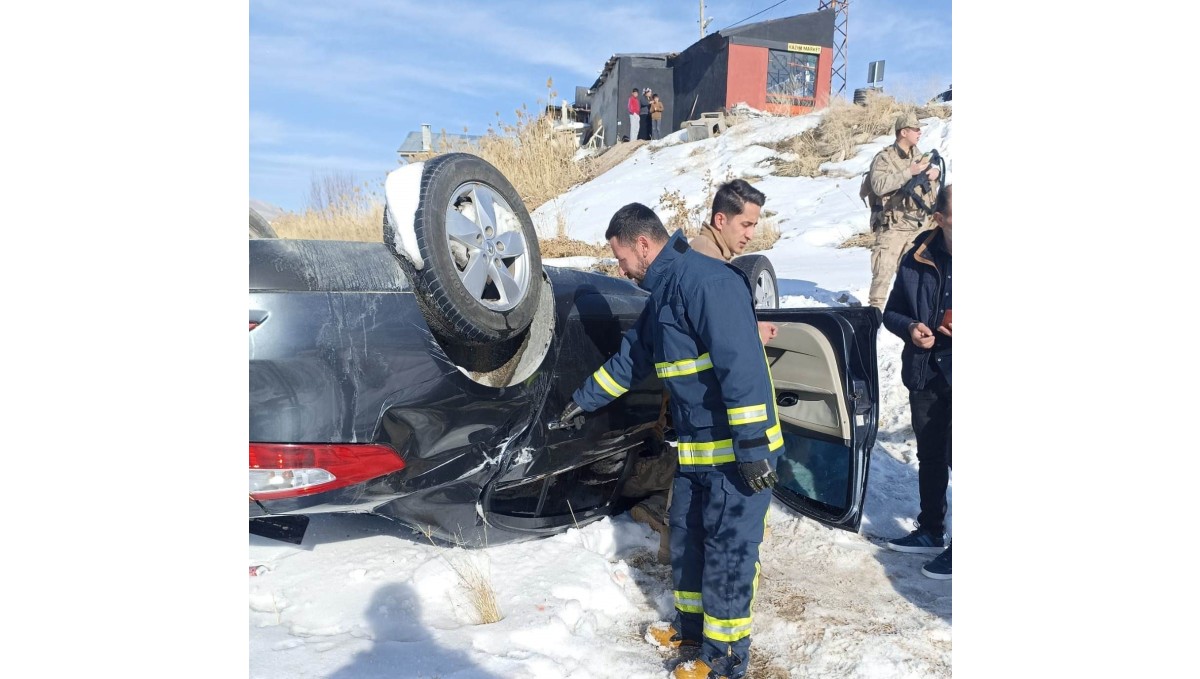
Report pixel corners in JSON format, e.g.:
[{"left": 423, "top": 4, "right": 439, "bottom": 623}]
[
  {"left": 397, "top": 124, "right": 483, "bottom": 161},
  {"left": 578, "top": 9, "right": 835, "bottom": 147}
]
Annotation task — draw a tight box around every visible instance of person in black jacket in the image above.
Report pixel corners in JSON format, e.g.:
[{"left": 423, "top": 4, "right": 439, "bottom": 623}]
[
  {"left": 639, "top": 88, "right": 653, "bottom": 141},
  {"left": 882, "top": 184, "right": 952, "bottom": 580}
]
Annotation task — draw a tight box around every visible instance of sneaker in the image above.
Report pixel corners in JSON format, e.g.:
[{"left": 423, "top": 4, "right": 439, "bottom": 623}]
[
  {"left": 671, "top": 659, "right": 728, "bottom": 679},
  {"left": 886, "top": 527, "right": 944, "bottom": 554},
  {"left": 921, "top": 545, "right": 951, "bottom": 580},
  {"left": 646, "top": 623, "right": 699, "bottom": 654}
]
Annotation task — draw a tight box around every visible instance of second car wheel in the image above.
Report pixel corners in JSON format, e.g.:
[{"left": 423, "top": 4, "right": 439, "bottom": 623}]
[
  {"left": 731, "top": 254, "right": 779, "bottom": 309},
  {"left": 385, "top": 153, "right": 544, "bottom": 344}
]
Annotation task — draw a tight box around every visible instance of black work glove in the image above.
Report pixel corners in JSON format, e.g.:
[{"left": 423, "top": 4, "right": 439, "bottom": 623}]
[
  {"left": 739, "top": 459, "right": 779, "bottom": 492},
  {"left": 548, "top": 400, "right": 585, "bottom": 431}
]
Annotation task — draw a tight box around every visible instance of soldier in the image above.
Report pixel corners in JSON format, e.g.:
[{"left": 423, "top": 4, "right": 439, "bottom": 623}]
[{"left": 864, "top": 112, "right": 942, "bottom": 310}]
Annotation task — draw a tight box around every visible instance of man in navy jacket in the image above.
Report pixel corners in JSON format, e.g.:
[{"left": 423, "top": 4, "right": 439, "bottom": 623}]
[
  {"left": 882, "top": 184, "right": 952, "bottom": 580},
  {"left": 555, "top": 203, "right": 780, "bottom": 679}
]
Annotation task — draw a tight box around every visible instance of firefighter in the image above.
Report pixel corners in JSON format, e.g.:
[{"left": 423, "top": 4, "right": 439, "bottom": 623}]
[{"left": 554, "top": 203, "right": 780, "bottom": 679}]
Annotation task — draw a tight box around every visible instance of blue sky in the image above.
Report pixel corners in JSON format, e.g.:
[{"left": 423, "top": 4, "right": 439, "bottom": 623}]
[{"left": 250, "top": 0, "right": 951, "bottom": 212}]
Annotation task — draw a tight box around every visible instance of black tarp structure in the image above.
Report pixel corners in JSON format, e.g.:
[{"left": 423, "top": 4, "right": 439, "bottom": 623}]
[{"left": 575, "top": 10, "right": 835, "bottom": 146}]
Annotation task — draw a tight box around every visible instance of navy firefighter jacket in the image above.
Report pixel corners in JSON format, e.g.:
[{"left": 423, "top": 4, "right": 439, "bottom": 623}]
[{"left": 572, "top": 230, "right": 783, "bottom": 469}]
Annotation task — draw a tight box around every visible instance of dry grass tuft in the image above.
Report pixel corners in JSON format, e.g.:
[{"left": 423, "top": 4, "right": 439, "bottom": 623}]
[
  {"left": 746, "top": 656, "right": 791, "bottom": 679},
  {"left": 774, "top": 90, "right": 916, "bottom": 178},
  {"left": 657, "top": 168, "right": 729, "bottom": 238},
  {"left": 540, "top": 236, "right": 621, "bottom": 277},
  {"left": 659, "top": 187, "right": 707, "bottom": 236},
  {"left": 447, "top": 556, "right": 504, "bottom": 625},
  {"left": 272, "top": 173, "right": 384, "bottom": 242},
  {"left": 540, "top": 236, "right": 610, "bottom": 259},
  {"left": 744, "top": 215, "right": 781, "bottom": 254},
  {"left": 838, "top": 232, "right": 875, "bottom": 249},
  {"left": 415, "top": 82, "right": 592, "bottom": 213}
]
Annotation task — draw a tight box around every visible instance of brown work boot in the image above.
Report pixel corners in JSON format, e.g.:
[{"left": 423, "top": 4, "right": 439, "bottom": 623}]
[
  {"left": 671, "top": 659, "right": 726, "bottom": 679},
  {"left": 630, "top": 493, "right": 668, "bottom": 535},
  {"left": 645, "top": 622, "right": 699, "bottom": 655}
]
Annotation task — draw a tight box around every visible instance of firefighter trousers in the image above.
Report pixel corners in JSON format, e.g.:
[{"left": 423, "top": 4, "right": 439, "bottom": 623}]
[{"left": 669, "top": 464, "right": 771, "bottom": 678}]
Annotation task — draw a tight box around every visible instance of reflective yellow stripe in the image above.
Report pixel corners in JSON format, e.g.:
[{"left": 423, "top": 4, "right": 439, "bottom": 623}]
[
  {"left": 766, "top": 423, "right": 783, "bottom": 452},
  {"left": 727, "top": 404, "right": 768, "bottom": 425},
  {"left": 674, "top": 590, "right": 703, "bottom": 614},
  {"left": 703, "top": 613, "right": 753, "bottom": 642},
  {"left": 655, "top": 353, "right": 713, "bottom": 378},
  {"left": 752, "top": 561, "right": 761, "bottom": 605},
  {"left": 678, "top": 438, "right": 736, "bottom": 465},
  {"left": 593, "top": 366, "right": 627, "bottom": 398}
]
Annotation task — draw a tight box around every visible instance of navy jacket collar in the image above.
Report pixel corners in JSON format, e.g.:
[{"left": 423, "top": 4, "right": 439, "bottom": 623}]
[{"left": 641, "top": 229, "right": 689, "bottom": 292}]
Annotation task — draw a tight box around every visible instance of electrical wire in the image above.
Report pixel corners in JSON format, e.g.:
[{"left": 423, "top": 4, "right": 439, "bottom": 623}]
[{"left": 721, "top": 0, "right": 793, "bottom": 32}]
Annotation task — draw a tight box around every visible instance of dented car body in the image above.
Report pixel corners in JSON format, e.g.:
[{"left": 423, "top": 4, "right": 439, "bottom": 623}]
[{"left": 249, "top": 155, "right": 880, "bottom": 546}]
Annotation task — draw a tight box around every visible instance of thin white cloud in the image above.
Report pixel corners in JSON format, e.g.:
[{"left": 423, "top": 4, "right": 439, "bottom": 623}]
[
  {"left": 251, "top": 0, "right": 696, "bottom": 88},
  {"left": 249, "top": 111, "right": 381, "bottom": 150},
  {"left": 251, "top": 30, "right": 530, "bottom": 111}
]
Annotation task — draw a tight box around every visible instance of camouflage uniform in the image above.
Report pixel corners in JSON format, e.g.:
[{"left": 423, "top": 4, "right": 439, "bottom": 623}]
[{"left": 866, "top": 140, "right": 940, "bottom": 309}]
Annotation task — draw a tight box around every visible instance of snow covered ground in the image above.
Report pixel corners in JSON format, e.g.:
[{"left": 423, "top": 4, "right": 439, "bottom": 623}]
[{"left": 250, "top": 107, "right": 955, "bottom": 678}]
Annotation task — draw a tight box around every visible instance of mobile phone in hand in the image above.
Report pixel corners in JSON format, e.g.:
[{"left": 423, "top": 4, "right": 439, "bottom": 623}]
[{"left": 941, "top": 308, "right": 952, "bottom": 327}]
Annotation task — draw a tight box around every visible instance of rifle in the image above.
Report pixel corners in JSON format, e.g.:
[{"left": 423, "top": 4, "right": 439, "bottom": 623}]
[{"left": 899, "top": 149, "right": 945, "bottom": 214}]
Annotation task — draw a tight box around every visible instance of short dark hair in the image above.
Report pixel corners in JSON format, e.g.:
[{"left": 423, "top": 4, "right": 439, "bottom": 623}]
[
  {"left": 934, "top": 183, "right": 952, "bottom": 215},
  {"left": 605, "top": 203, "right": 668, "bottom": 245},
  {"left": 711, "top": 179, "right": 766, "bottom": 222},
  {"left": 632, "top": 88, "right": 638, "bottom": 93}
]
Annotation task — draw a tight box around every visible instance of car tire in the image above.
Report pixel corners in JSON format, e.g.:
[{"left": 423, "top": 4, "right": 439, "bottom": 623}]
[
  {"left": 385, "top": 153, "right": 543, "bottom": 344},
  {"left": 731, "top": 254, "right": 779, "bottom": 309},
  {"left": 249, "top": 207, "right": 277, "bottom": 239}
]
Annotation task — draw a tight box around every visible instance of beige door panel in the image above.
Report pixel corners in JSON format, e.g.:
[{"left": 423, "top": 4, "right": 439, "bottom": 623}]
[{"left": 765, "top": 323, "right": 849, "bottom": 441}]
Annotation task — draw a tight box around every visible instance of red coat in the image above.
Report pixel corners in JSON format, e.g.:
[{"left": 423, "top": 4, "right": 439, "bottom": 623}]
[{"left": 628, "top": 95, "right": 639, "bottom": 116}]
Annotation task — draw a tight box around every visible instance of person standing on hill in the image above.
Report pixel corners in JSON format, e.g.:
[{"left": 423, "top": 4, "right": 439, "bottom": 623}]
[
  {"left": 882, "top": 184, "right": 952, "bottom": 580},
  {"left": 650, "top": 93, "right": 665, "bottom": 140},
  {"left": 552, "top": 203, "right": 782, "bottom": 679},
  {"left": 639, "top": 88, "right": 653, "bottom": 141},
  {"left": 628, "top": 88, "right": 640, "bottom": 142},
  {"left": 864, "top": 112, "right": 941, "bottom": 310}
]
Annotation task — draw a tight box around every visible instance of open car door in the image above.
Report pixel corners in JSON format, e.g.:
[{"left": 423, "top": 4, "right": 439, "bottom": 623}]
[{"left": 757, "top": 307, "right": 880, "bottom": 532}]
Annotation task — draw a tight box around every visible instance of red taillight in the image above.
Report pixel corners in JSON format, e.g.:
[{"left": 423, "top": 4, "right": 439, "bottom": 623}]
[{"left": 249, "top": 443, "right": 406, "bottom": 500}]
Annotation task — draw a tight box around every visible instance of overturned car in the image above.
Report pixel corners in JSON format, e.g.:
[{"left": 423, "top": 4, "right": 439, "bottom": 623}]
[{"left": 249, "top": 154, "right": 880, "bottom": 545}]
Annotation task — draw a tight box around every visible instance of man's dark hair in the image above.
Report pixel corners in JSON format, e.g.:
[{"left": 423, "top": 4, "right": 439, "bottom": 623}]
[
  {"left": 605, "top": 203, "right": 668, "bottom": 245},
  {"left": 711, "top": 179, "right": 766, "bottom": 222},
  {"left": 632, "top": 88, "right": 638, "bottom": 94},
  {"left": 934, "top": 183, "right": 952, "bottom": 215}
]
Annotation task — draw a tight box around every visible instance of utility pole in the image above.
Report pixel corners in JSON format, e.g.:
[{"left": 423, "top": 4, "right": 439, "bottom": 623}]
[
  {"left": 699, "top": 0, "right": 713, "bottom": 39},
  {"left": 818, "top": 0, "right": 850, "bottom": 97}
]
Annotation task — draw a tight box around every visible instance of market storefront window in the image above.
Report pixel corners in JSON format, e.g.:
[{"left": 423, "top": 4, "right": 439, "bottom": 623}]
[{"left": 767, "top": 49, "right": 818, "bottom": 108}]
